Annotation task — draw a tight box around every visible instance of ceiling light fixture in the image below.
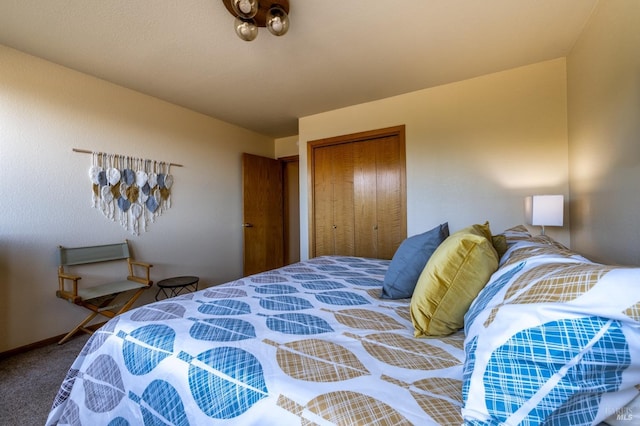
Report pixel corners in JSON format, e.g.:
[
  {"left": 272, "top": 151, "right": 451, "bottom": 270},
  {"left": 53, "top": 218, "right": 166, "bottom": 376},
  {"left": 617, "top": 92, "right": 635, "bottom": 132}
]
[{"left": 222, "top": 0, "right": 290, "bottom": 42}]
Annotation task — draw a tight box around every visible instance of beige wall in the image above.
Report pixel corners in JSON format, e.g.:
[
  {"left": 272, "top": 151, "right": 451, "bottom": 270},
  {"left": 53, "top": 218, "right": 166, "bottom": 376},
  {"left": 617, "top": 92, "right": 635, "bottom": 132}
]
[
  {"left": 567, "top": 0, "right": 640, "bottom": 265},
  {"left": 6, "top": 0, "right": 636, "bottom": 351},
  {"left": 275, "top": 135, "right": 299, "bottom": 158},
  {"left": 298, "top": 59, "right": 570, "bottom": 259},
  {"left": 0, "top": 45, "right": 274, "bottom": 351}
]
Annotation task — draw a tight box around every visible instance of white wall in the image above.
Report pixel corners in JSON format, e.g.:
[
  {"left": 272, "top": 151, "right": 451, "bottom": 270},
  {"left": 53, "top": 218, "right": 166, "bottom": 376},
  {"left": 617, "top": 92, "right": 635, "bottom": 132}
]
[
  {"left": 0, "top": 45, "right": 274, "bottom": 351},
  {"left": 299, "top": 59, "right": 570, "bottom": 259},
  {"left": 567, "top": 0, "right": 640, "bottom": 265}
]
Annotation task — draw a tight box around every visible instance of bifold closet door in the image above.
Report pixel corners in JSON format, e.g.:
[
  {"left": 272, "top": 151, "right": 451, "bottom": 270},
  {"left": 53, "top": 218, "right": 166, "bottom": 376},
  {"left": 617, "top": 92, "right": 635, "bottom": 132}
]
[
  {"left": 311, "top": 125, "right": 407, "bottom": 259},
  {"left": 313, "top": 143, "right": 355, "bottom": 256},
  {"left": 353, "top": 136, "right": 405, "bottom": 259},
  {"left": 353, "top": 140, "right": 377, "bottom": 257},
  {"left": 370, "top": 135, "right": 405, "bottom": 260}
]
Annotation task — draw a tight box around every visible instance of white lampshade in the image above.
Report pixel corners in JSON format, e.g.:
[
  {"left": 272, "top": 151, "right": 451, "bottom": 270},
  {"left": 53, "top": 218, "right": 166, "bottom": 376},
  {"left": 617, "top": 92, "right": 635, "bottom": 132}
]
[{"left": 525, "top": 195, "right": 564, "bottom": 234}]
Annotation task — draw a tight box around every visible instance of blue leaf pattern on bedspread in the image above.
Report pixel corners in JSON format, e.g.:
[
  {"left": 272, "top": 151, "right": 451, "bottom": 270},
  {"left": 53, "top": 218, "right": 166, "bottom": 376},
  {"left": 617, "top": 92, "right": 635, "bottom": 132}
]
[
  {"left": 291, "top": 273, "right": 328, "bottom": 280},
  {"left": 331, "top": 271, "right": 366, "bottom": 277},
  {"left": 315, "top": 265, "right": 349, "bottom": 272},
  {"left": 259, "top": 295, "right": 313, "bottom": 311},
  {"left": 301, "top": 280, "right": 345, "bottom": 290},
  {"left": 345, "top": 277, "right": 383, "bottom": 287},
  {"left": 462, "top": 335, "right": 478, "bottom": 402},
  {"left": 483, "top": 316, "right": 629, "bottom": 424},
  {"left": 189, "top": 317, "right": 256, "bottom": 341},
  {"left": 107, "top": 418, "right": 129, "bottom": 426},
  {"left": 187, "top": 347, "right": 268, "bottom": 419},
  {"left": 197, "top": 299, "right": 251, "bottom": 316},
  {"left": 266, "top": 312, "right": 334, "bottom": 335},
  {"left": 120, "top": 325, "right": 175, "bottom": 375},
  {"left": 130, "top": 380, "right": 189, "bottom": 426},
  {"left": 253, "top": 284, "right": 298, "bottom": 295},
  {"left": 315, "top": 291, "right": 370, "bottom": 306},
  {"left": 130, "top": 302, "right": 187, "bottom": 322}
]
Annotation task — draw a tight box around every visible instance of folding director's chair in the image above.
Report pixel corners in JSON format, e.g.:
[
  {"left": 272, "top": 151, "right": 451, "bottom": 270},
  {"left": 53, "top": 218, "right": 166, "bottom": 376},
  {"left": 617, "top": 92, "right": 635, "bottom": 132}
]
[{"left": 56, "top": 240, "right": 153, "bottom": 344}]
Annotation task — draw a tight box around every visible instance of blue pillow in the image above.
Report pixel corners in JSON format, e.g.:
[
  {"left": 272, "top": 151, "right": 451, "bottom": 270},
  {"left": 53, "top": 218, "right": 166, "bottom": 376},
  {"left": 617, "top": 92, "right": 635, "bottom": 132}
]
[{"left": 381, "top": 222, "right": 449, "bottom": 299}]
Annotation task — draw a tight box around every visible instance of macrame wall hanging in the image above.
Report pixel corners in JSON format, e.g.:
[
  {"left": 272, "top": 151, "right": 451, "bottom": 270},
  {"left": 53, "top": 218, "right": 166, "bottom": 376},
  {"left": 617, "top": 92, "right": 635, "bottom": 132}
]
[{"left": 75, "top": 149, "right": 181, "bottom": 235}]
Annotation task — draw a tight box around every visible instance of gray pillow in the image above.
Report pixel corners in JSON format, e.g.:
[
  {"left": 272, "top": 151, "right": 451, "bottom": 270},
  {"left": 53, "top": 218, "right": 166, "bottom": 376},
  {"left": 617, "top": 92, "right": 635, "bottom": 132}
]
[{"left": 380, "top": 222, "right": 449, "bottom": 299}]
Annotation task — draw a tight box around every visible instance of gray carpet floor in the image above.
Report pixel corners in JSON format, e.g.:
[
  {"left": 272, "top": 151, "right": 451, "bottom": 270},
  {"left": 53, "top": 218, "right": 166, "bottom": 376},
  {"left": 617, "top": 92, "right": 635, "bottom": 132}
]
[{"left": 0, "top": 334, "right": 90, "bottom": 426}]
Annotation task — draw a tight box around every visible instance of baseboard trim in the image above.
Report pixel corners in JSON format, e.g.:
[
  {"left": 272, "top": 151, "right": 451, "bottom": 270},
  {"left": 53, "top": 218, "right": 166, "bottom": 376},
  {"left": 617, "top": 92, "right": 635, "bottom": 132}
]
[{"left": 0, "top": 322, "right": 106, "bottom": 360}]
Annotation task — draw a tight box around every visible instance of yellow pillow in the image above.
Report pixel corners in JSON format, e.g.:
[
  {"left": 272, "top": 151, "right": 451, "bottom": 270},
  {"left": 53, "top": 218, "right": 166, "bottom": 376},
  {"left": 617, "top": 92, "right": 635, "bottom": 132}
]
[
  {"left": 458, "top": 221, "right": 493, "bottom": 240},
  {"left": 491, "top": 234, "right": 508, "bottom": 259},
  {"left": 410, "top": 229, "right": 499, "bottom": 337}
]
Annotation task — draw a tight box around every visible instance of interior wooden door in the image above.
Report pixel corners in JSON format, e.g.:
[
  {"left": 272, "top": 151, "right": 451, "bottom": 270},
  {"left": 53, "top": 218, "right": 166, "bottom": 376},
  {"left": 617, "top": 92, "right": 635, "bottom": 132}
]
[{"left": 242, "top": 153, "right": 284, "bottom": 276}]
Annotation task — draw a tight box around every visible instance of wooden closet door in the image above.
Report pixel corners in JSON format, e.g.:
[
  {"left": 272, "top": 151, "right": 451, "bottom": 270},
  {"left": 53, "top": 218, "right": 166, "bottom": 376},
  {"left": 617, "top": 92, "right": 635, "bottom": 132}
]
[
  {"left": 310, "top": 125, "right": 406, "bottom": 259},
  {"left": 353, "top": 135, "right": 405, "bottom": 259},
  {"left": 313, "top": 146, "right": 335, "bottom": 256},
  {"left": 374, "top": 135, "right": 406, "bottom": 260},
  {"left": 353, "top": 140, "right": 378, "bottom": 257},
  {"left": 313, "top": 143, "right": 355, "bottom": 256},
  {"left": 331, "top": 143, "right": 355, "bottom": 255}
]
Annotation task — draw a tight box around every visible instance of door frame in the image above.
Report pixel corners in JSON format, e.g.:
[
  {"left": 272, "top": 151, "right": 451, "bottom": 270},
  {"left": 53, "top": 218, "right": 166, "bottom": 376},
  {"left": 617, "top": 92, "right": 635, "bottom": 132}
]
[
  {"left": 307, "top": 125, "right": 407, "bottom": 258},
  {"left": 280, "top": 155, "right": 300, "bottom": 265}
]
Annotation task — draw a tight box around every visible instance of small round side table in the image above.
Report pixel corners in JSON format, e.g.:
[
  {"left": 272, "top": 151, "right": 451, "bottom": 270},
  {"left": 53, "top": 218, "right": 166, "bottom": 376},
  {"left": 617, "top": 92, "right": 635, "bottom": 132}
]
[{"left": 155, "top": 276, "right": 199, "bottom": 300}]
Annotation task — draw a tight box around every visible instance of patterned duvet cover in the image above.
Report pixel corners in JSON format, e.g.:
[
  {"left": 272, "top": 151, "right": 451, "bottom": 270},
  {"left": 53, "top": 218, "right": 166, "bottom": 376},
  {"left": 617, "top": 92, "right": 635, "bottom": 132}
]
[{"left": 46, "top": 256, "right": 466, "bottom": 425}]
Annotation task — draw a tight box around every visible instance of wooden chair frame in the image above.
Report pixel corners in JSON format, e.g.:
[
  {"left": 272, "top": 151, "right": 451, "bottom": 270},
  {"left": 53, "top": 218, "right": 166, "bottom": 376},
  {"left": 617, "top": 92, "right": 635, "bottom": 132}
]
[{"left": 56, "top": 240, "right": 153, "bottom": 344}]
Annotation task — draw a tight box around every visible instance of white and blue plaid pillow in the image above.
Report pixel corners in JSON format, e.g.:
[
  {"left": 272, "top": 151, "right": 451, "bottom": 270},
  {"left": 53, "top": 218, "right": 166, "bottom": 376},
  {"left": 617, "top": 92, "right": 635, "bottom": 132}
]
[{"left": 462, "top": 235, "right": 640, "bottom": 425}]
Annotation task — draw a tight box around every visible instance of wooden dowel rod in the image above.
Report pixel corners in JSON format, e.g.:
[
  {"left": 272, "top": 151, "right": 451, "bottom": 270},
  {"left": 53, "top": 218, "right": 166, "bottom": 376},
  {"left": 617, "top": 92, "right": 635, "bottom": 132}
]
[{"left": 72, "top": 148, "right": 183, "bottom": 167}]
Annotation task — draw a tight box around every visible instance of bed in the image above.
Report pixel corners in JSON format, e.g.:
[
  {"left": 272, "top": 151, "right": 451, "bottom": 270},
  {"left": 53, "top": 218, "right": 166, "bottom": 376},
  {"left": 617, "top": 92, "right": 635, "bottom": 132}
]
[{"left": 46, "top": 225, "right": 640, "bottom": 425}]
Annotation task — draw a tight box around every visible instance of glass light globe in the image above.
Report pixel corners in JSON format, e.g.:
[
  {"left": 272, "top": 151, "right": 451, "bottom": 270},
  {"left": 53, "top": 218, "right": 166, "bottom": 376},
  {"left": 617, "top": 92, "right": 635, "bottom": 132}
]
[
  {"left": 234, "top": 17, "right": 258, "bottom": 41},
  {"left": 266, "top": 5, "right": 289, "bottom": 36},
  {"left": 231, "top": 0, "right": 258, "bottom": 19}
]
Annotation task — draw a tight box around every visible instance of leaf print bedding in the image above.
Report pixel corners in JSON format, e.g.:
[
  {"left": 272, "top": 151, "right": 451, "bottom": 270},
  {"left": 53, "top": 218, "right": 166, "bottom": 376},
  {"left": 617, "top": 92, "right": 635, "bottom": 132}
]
[
  {"left": 463, "top": 232, "right": 640, "bottom": 426},
  {"left": 46, "top": 256, "right": 466, "bottom": 425}
]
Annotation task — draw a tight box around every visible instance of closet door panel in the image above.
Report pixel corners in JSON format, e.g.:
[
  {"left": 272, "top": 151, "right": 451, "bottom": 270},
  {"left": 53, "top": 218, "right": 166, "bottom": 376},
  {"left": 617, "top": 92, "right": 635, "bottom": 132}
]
[
  {"left": 375, "top": 135, "right": 406, "bottom": 260},
  {"left": 353, "top": 140, "right": 378, "bottom": 258},
  {"left": 331, "top": 143, "right": 355, "bottom": 256},
  {"left": 313, "top": 146, "right": 335, "bottom": 256}
]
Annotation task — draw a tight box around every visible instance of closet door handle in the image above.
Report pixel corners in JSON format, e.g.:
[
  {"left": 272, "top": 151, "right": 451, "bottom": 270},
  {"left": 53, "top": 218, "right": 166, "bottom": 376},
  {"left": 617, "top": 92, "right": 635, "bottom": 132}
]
[{"left": 242, "top": 223, "right": 254, "bottom": 228}]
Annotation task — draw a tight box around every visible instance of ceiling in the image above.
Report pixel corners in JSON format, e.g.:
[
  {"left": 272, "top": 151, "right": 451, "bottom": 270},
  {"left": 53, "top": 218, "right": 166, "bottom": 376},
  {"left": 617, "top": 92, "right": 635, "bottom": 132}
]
[{"left": 0, "top": 0, "right": 598, "bottom": 138}]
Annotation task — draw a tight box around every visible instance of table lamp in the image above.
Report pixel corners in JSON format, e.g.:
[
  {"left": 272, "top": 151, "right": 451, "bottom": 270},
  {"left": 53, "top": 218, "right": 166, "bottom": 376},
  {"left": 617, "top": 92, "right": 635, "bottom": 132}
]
[{"left": 525, "top": 195, "right": 564, "bottom": 235}]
